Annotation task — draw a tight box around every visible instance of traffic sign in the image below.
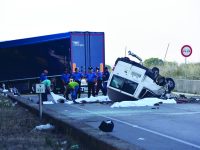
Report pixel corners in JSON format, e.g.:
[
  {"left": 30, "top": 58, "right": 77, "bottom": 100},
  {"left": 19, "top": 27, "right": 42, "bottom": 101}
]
[
  {"left": 36, "top": 84, "right": 45, "bottom": 93},
  {"left": 181, "top": 45, "right": 192, "bottom": 57}
]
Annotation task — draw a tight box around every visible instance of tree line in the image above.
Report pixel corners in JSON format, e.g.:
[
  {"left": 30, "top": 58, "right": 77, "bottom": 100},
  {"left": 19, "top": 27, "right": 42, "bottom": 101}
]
[{"left": 143, "top": 58, "right": 200, "bottom": 80}]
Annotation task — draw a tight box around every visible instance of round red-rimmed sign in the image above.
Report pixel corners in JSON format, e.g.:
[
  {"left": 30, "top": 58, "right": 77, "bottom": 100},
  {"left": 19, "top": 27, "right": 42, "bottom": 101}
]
[{"left": 181, "top": 45, "right": 192, "bottom": 57}]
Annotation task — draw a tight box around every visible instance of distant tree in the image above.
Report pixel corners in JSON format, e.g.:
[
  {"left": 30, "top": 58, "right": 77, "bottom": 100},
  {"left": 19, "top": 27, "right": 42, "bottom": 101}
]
[
  {"left": 105, "top": 64, "right": 112, "bottom": 71},
  {"left": 144, "top": 58, "right": 164, "bottom": 68}
]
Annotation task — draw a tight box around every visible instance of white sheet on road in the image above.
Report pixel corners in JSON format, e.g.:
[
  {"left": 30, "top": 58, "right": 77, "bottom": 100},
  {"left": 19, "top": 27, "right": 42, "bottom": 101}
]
[
  {"left": 43, "top": 101, "right": 74, "bottom": 105},
  {"left": 50, "top": 92, "right": 66, "bottom": 103},
  {"left": 111, "top": 98, "right": 177, "bottom": 108},
  {"left": 75, "top": 96, "right": 111, "bottom": 103},
  {"left": 43, "top": 95, "right": 111, "bottom": 104},
  {"left": 44, "top": 93, "right": 176, "bottom": 107},
  {"left": 44, "top": 92, "right": 73, "bottom": 104}
]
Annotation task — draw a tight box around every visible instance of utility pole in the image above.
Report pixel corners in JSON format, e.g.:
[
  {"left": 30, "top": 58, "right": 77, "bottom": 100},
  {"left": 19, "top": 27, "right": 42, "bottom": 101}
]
[
  {"left": 125, "top": 46, "right": 127, "bottom": 57},
  {"left": 164, "top": 43, "right": 170, "bottom": 61}
]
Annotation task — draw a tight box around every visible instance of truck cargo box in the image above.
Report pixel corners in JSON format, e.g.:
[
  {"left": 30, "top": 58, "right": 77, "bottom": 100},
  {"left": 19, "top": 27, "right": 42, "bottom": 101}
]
[{"left": 0, "top": 31, "right": 105, "bottom": 93}]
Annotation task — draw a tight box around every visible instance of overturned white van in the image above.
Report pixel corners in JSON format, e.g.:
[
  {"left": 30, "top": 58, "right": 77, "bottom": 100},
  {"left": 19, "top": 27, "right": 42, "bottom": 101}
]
[{"left": 107, "top": 51, "right": 175, "bottom": 102}]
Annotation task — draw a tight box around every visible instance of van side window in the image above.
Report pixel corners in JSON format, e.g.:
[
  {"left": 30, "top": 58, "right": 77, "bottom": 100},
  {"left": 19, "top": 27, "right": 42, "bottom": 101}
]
[
  {"left": 110, "top": 75, "right": 138, "bottom": 95},
  {"left": 121, "top": 80, "right": 138, "bottom": 95}
]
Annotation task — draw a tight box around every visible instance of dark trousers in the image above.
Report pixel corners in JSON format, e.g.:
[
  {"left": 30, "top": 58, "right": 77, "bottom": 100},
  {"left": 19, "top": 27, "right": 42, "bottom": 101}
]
[
  {"left": 96, "top": 80, "right": 105, "bottom": 95},
  {"left": 103, "top": 81, "right": 108, "bottom": 95},
  {"left": 75, "top": 80, "right": 81, "bottom": 98},
  {"left": 41, "top": 89, "right": 49, "bottom": 102},
  {"left": 63, "top": 82, "right": 69, "bottom": 99},
  {"left": 88, "top": 82, "right": 95, "bottom": 98}
]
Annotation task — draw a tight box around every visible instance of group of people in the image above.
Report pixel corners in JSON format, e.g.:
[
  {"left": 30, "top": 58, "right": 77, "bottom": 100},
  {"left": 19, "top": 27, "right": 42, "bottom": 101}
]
[{"left": 39, "top": 66, "right": 110, "bottom": 103}]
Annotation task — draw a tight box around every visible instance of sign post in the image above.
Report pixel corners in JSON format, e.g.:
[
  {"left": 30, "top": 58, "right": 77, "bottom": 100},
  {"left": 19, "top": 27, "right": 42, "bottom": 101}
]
[
  {"left": 36, "top": 84, "right": 45, "bottom": 120},
  {"left": 181, "top": 45, "right": 192, "bottom": 64},
  {"left": 181, "top": 45, "right": 192, "bottom": 79}
]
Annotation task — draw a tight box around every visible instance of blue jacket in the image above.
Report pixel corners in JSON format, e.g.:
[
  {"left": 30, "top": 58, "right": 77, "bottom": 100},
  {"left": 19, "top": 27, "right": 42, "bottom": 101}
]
[
  {"left": 103, "top": 71, "right": 110, "bottom": 81},
  {"left": 72, "top": 72, "right": 83, "bottom": 82},
  {"left": 61, "top": 73, "right": 71, "bottom": 83},
  {"left": 85, "top": 73, "right": 97, "bottom": 83},
  {"left": 96, "top": 72, "right": 103, "bottom": 81},
  {"left": 40, "top": 73, "right": 47, "bottom": 81}
]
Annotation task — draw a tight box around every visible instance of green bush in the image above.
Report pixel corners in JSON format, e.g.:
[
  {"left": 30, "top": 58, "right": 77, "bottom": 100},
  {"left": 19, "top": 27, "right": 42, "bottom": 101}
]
[{"left": 144, "top": 58, "right": 200, "bottom": 80}]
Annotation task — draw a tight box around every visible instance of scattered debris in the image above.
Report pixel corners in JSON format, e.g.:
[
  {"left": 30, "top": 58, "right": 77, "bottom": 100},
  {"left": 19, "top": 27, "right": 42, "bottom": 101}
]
[
  {"left": 11, "top": 101, "right": 18, "bottom": 107},
  {"left": 137, "top": 138, "right": 145, "bottom": 141},
  {"left": 2, "top": 89, "right": 8, "bottom": 93},
  {"left": 70, "top": 144, "right": 80, "bottom": 150},
  {"left": 174, "top": 94, "right": 200, "bottom": 104},
  {"left": 34, "top": 123, "right": 55, "bottom": 131}
]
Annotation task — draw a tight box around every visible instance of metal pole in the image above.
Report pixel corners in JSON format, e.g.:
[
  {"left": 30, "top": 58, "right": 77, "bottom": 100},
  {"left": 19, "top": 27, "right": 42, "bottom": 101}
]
[
  {"left": 39, "top": 94, "right": 42, "bottom": 120},
  {"left": 164, "top": 43, "right": 170, "bottom": 61},
  {"left": 125, "top": 46, "right": 127, "bottom": 57},
  {"left": 185, "top": 57, "right": 187, "bottom": 79}
]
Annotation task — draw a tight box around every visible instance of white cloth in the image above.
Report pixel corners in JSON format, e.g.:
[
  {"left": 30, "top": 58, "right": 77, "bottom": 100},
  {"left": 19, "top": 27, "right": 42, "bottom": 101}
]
[{"left": 50, "top": 92, "right": 66, "bottom": 103}]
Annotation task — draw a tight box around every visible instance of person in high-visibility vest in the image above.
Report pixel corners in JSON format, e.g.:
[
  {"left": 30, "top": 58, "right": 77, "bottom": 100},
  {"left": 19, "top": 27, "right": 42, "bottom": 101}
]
[{"left": 68, "top": 80, "right": 79, "bottom": 103}]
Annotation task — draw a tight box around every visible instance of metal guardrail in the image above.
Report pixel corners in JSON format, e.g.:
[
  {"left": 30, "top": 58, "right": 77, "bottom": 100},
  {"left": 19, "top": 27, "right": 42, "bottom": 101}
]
[
  {"left": 174, "top": 79, "right": 200, "bottom": 94},
  {"left": 0, "top": 75, "right": 62, "bottom": 83}
]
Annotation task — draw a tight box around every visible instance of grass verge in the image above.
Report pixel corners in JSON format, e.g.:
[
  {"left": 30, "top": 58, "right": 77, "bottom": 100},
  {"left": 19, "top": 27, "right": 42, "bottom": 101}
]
[{"left": 0, "top": 94, "right": 86, "bottom": 150}]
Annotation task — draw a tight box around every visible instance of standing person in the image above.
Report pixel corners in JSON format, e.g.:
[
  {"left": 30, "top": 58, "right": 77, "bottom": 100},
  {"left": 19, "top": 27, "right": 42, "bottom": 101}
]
[
  {"left": 85, "top": 67, "right": 97, "bottom": 98},
  {"left": 72, "top": 68, "right": 83, "bottom": 98},
  {"left": 68, "top": 81, "right": 79, "bottom": 103},
  {"left": 41, "top": 79, "right": 51, "bottom": 103},
  {"left": 95, "top": 67, "right": 105, "bottom": 96},
  {"left": 40, "top": 69, "right": 48, "bottom": 82},
  {"left": 61, "top": 69, "right": 71, "bottom": 99},
  {"left": 102, "top": 67, "right": 110, "bottom": 95}
]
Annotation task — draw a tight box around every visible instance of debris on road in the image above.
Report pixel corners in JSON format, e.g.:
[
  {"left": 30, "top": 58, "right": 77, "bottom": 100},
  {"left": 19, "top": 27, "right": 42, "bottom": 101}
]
[{"left": 34, "top": 123, "right": 55, "bottom": 131}]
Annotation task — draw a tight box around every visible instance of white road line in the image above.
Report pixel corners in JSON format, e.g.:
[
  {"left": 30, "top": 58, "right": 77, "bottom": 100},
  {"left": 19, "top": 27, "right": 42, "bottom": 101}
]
[
  {"left": 152, "top": 112, "right": 200, "bottom": 115},
  {"left": 71, "top": 105, "right": 200, "bottom": 149}
]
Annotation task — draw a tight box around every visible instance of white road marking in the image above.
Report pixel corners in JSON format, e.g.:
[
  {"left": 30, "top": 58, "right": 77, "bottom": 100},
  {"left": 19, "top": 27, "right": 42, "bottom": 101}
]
[
  {"left": 71, "top": 105, "right": 200, "bottom": 149},
  {"left": 153, "top": 112, "right": 200, "bottom": 115}
]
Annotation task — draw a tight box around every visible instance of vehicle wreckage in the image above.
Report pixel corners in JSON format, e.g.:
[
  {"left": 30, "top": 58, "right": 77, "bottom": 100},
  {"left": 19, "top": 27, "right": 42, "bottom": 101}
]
[{"left": 107, "top": 51, "right": 175, "bottom": 102}]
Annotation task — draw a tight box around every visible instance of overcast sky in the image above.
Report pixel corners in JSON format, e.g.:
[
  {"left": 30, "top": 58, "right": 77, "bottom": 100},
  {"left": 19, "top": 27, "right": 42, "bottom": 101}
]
[{"left": 1, "top": 0, "right": 200, "bottom": 66}]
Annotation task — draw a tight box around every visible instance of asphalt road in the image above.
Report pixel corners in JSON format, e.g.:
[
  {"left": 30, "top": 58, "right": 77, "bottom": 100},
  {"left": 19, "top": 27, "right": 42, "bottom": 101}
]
[{"left": 23, "top": 94, "right": 200, "bottom": 150}]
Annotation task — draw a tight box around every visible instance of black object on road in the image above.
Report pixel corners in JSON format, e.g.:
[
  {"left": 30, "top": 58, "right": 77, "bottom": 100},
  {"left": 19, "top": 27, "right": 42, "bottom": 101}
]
[{"left": 99, "top": 120, "right": 114, "bottom": 132}]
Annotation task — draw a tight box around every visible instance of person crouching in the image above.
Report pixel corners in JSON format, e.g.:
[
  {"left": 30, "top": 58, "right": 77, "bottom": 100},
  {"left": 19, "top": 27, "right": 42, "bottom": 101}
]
[{"left": 68, "top": 80, "right": 79, "bottom": 103}]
